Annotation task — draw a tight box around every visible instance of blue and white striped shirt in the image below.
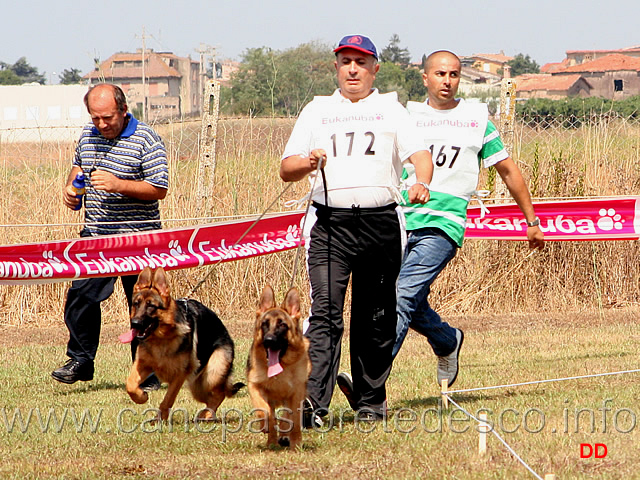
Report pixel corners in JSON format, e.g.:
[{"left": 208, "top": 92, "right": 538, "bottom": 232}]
[{"left": 73, "top": 114, "right": 169, "bottom": 236}]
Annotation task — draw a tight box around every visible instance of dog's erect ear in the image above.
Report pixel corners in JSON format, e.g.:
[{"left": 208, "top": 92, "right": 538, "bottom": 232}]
[
  {"left": 282, "top": 287, "right": 301, "bottom": 321},
  {"left": 134, "top": 267, "right": 153, "bottom": 292},
  {"left": 152, "top": 267, "right": 171, "bottom": 298},
  {"left": 258, "top": 285, "right": 276, "bottom": 315}
]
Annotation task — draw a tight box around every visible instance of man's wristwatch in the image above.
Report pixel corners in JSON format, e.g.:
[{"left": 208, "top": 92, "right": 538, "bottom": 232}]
[{"left": 526, "top": 217, "right": 540, "bottom": 227}]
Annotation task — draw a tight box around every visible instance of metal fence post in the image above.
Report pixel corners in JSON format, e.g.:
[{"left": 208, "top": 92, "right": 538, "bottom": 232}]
[{"left": 497, "top": 78, "right": 517, "bottom": 197}]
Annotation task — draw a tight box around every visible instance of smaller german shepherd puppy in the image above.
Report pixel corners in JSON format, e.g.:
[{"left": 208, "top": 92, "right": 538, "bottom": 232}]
[
  {"left": 247, "top": 285, "right": 310, "bottom": 449},
  {"left": 122, "top": 267, "right": 242, "bottom": 421}
]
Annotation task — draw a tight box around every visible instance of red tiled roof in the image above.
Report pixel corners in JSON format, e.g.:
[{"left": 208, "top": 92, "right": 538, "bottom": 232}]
[
  {"left": 541, "top": 58, "right": 569, "bottom": 73},
  {"left": 515, "top": 74, "right": 587, "bottom": 92},
  {"left": 84, "top": 51, "right": 182, "bottom": 80},
  {"left": 566, "top": 46, "right": 640, "bottom": 55},
  {"left": 460, "top": 66, "right": 500, "bottom": 82},
  {"left": 559, "top": 54, "right": 640, "bottom": 73}
]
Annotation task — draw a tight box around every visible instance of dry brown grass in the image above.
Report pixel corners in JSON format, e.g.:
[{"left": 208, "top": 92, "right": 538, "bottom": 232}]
[
  {"left": 2, "top": 117, "right": 640, "bottom": 479},
  {"left": 1, "top": 115, "right": 640, "bottom": 328}
]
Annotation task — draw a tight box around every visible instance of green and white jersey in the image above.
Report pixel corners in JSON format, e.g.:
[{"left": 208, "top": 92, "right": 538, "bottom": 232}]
[{"left": 401, "top": 98, "right": 508, "bottom": 246}]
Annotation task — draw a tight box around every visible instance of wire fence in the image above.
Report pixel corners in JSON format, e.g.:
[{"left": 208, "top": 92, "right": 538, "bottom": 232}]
[{"left": 2, "top": 112, "right": 638, "bottom": 175}]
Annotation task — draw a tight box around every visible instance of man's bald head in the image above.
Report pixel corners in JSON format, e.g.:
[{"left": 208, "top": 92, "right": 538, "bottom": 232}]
[
  {"left": 424, "top": 50, "right": 460, "bottom": 73},
  {"left": 84, "top": 84, "right": 127, "bottom": 113},
  {"left": 83, "top": 84, "right": 129, "bottom": 139},
  {"left": 422, "top": 50, "right": 461, "bottom": 110}
]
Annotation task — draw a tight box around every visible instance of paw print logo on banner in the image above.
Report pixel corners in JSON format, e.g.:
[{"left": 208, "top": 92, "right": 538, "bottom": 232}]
[
  {"left": 168, "top": 240, "right": 190, "bottom": 261},
  {"left": 597, "top": 208, "right": 624, "bottom": 231},
  {"left": 43, "top": 251, "right": 68, "bottom": 273},
  {"left": 285, "top": 224, "right": 300, "bottom": 242}
]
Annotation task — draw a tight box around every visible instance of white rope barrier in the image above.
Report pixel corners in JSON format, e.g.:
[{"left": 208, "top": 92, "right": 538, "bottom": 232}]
[
  {"left": 447, "top": 396, "right": 544, "bottom": 480},
  {"left": 473, "top": 194, "right": 624, "bottom": 203},
  {"left": 447, "top": 368, "right": 640, "bottom": 395},
  {"left": 0, "top": 211, "right": 303, "bottom": 229},
  {"left": 0, "top": 194, "right": 631, "bottom": 229}
]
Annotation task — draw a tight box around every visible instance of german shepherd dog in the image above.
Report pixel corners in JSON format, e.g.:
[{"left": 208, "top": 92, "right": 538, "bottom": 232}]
[
  {"left": 247, "top": 285, "right": 311, "bottom": 449},
  {"left": 121, "top": 267, "right": 243, "bottom": 421}
]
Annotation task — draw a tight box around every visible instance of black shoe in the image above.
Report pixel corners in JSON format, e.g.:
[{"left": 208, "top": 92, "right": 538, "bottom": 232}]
[
  {"left": 336, "top": 372, "right": 358, "bottom": 411},
  {"left": 51, "top": 359, "right": 94, "bottom": 384},
  {"left": 140, "top": 373, "right": 161, "bottom": 392},
  {"left": 302, "top": 398, "right": 324, "bottom": 429}
]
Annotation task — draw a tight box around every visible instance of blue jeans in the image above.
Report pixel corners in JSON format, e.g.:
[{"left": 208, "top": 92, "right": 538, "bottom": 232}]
[{"left": 393, "top": 227, "right": 459, "bottom": 358}]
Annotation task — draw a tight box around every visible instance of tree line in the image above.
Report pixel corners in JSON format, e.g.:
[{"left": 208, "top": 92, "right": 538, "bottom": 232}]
[
  {"left": 220, "top": 35, "right": 428, "bottom": 116},
  {"left": 219, "top": 36, "right": 550, "bottom": 117},
  {"left": 0, "top": 57, "right": 82, "bottom": 85}
]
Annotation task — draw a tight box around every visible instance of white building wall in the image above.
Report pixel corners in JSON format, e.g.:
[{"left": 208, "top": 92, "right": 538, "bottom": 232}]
[{"left": 0, "top": 84, "right": 90, "bottom": 142}]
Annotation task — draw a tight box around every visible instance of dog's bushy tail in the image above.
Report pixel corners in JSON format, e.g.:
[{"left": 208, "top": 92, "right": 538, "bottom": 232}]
[{"left": 227, "top": 381, "right": 245, "bottom": 397}]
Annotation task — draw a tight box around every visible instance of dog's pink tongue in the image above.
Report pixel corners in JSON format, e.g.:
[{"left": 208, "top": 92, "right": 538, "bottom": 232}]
[
  {"left": 267, "top": 348, "right": 283, "bottom": 377},
  {"left": 118, "top": 329, "right": 136, "bottom": 344}
]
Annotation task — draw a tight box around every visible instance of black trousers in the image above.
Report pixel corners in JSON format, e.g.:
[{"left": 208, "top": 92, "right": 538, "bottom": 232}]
[
  {"left": 305, "top": 203, "right": 402, "bottom": 416},
  {"left": 64, "top": 275, "right": 138, "bottom": 365}
]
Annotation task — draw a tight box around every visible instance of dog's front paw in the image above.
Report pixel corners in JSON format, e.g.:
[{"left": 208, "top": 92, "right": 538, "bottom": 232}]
[
  {"left": 195, "top": 409, "right": 218, "bottom": 422},
  {"left": 127, "top": 388, "right": 149, "bottom": 405},
  {"left": 159, "top": 407, "right": 171, "bottom": 421}
]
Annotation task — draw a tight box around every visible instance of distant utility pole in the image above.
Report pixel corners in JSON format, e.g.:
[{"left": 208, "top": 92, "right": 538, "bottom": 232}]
[
  {"left": 196, "top": 43, "right": 217, "bottom": 94},
  {"left": 136, "top": 26, "right": 150, "bottom": 122}
]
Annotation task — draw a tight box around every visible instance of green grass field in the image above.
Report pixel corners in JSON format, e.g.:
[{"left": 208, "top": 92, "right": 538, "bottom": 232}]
[{"left": 0, "top": 308, "right": 638, "bottom": 479}]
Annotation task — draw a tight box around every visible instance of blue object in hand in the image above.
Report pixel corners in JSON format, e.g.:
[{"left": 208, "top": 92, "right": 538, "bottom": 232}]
[{"left": 71, "top": 173, "right": 85, "bottom": 211}]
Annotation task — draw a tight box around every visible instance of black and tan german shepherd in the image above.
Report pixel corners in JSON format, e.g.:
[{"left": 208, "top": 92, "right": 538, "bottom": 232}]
[
  {"left": 247, "top": 285, "right": 310, "bottom": 449},
  {"left": 121, "top": 267, "right": 243, "bottom": 421}
]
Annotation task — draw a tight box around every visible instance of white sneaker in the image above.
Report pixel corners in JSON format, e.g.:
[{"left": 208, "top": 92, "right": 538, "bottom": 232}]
[
  {"left": 302, "top": 398, "right": 324, "bottom": 429},
  {"left": 437, "top": 328, "right": 464, "bottom": 387}
]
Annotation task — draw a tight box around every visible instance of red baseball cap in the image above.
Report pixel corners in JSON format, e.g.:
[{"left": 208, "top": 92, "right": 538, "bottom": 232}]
[{"left": 333, "top": 35, "right": 378, "bottom": 60}]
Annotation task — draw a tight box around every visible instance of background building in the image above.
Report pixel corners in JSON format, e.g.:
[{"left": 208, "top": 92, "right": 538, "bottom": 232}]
[
  {"left": 0, "top": 84, "right": 89, "bottom": 141},
  {"left": 84, "top": 49, "right": 201, "bottom": 122},
  {"left": 461, "top": 52, "right": 513, "bottom": 75},
  {"left": 517, "top": 51, "right": 640, "bottom": 100}
]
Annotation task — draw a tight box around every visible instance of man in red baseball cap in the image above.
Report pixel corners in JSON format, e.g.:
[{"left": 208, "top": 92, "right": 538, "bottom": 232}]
[{"left": 280, "top": 34, "right": 433, "bottom": 427}]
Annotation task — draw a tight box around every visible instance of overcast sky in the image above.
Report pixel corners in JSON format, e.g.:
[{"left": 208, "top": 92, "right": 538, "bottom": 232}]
[{"left": 2, "top": 0, "right": 638, "bottom": 83}]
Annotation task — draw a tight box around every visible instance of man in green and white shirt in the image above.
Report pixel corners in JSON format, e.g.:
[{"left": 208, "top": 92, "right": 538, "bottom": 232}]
[{"left": 393, "top": 51, "right": 544, "bottom": 388}]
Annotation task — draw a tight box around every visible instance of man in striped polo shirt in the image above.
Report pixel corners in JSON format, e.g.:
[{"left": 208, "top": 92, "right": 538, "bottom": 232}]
[
  {"left": 52, "top": 84, "right": 168, "bottom": 385},
  {"left": 393, "top": 51, "right": 544, "bottom": 387}
]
